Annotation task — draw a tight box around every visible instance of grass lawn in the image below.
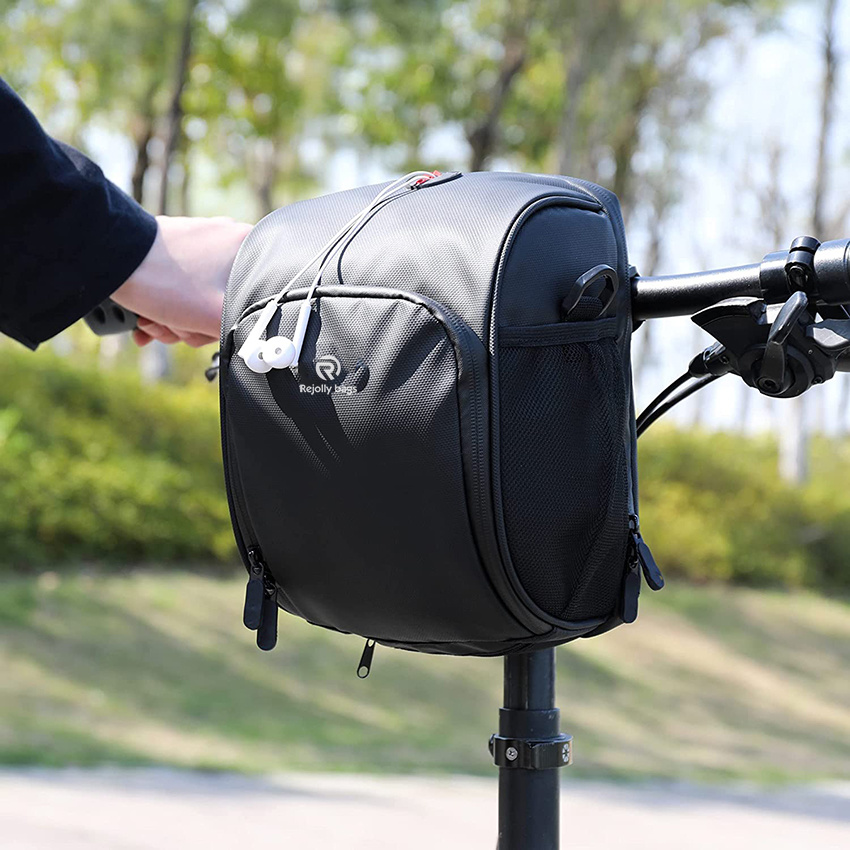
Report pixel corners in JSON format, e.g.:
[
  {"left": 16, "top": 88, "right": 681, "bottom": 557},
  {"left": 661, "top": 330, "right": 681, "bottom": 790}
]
[{"left": 1, "top": 569, "right": 849, "bottom": 783}]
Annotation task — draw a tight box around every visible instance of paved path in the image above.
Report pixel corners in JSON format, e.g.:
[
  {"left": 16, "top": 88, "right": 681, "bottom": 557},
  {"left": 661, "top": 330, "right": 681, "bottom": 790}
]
[{"left": 1, "top": 769, "right": 849, "bottom": 849}]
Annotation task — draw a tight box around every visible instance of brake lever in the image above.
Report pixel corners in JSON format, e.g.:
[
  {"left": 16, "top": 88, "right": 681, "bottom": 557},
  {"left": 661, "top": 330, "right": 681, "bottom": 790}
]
[
  {"left": 757, "top": 291, "right": 809, "bottom": 394},
  {"left": 691, "top": 295, "right": 822, "bottom": 397}
]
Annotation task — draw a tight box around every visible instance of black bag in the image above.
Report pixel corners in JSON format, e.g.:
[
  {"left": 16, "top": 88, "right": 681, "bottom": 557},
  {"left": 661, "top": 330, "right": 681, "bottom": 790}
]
[{"left": 220, "top": 171, "right": 659, "bottom": 660}]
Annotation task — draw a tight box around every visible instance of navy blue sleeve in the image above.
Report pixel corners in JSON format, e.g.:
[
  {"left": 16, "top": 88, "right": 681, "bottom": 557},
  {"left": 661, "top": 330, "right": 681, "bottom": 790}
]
[{"left": 0, "top": 78, "right": 158, "bottom": 349}]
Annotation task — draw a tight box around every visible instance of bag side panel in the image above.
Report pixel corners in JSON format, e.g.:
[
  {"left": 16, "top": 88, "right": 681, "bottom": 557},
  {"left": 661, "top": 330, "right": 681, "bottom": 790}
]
[
  {"left": 490, "top": 198, "right": 633, "bottom": 628},
  {"left": 496, "top": 205, "right": 620, "bottom": 328}
]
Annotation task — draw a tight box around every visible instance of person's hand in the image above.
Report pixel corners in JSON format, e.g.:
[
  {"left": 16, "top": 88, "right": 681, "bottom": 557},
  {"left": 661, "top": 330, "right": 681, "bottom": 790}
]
[{"left": 112, "top": 216, "right": 252, "bottom": 347}]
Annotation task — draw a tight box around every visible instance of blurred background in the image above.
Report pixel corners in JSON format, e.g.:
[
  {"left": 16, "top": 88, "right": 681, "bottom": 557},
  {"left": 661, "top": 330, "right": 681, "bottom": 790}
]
[{"left": 1, "top": 0, "right": 850, "bottom": 845}]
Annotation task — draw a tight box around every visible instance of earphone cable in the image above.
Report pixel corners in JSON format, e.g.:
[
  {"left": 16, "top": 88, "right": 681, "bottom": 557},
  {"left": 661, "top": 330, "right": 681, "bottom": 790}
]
[
  {"left": 277, "top": 171, "right": 434, "bottom": 303},
  {"left": 237, "top": 171, "right": 435, "bottom": 359}
]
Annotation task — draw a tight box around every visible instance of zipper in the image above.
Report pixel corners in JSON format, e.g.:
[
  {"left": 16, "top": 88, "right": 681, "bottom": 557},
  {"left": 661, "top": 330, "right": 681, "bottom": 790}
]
[
  {"left": 621, "top": 514, "right": 664, "bottom": 624},
  {"left": 257, "top": 573, "right": 279, "bottom": 652},
  {"left": 629, "top": 514, "right": 664, "bottom": 590},
  {"left": 243, "top": 546, "right": 279, "bottom": 651},
  {"left": 356, "top": 639, "right": 376, "bottom": 678},
  {"left": 243, "top": 547, "right": 266, "bottom": 630},
  {"left": 222, "top": 336, "right": 295, "bottom": 648}
]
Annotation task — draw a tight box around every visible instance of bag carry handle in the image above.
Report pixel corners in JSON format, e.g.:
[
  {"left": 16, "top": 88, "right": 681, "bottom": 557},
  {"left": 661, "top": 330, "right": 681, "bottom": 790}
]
[{"left": 561, "top": 263, "right": 619, "bottom": 321}]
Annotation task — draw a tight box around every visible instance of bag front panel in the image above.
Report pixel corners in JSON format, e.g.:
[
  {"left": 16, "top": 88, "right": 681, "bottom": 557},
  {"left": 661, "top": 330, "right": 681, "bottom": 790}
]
[{"left": 223, "top": 290, "right": 533, "bottom": 644}]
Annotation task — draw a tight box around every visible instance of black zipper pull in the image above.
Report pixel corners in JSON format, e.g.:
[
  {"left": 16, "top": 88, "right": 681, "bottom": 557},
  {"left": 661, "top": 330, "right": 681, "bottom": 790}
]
[
  {"left": 630, "top": 515, "right": 665, "bottom": 591},
  {"left": 356, "top": 639, "right": 376, "bottom": 679},
  {"left": 243, "top": 547, "right": 266, "bottom": 631},
  {"left": 257, "top": 576, "right": 279, "bottom": 651},
  {"left": 621, "top": 559, "right": 641, "bottom": 624}
]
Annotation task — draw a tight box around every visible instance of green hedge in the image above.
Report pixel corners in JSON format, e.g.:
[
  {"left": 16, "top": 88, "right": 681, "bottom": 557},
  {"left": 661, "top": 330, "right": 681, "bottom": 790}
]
[
  {"left": 0, "top": 347, "right": 234, "bottom": 567},
  {"left": 3, "top": 345, "right": 850, "bottom": 589},
  {"left": 638, "top": 428, "right": 850, "bottom": 589}
]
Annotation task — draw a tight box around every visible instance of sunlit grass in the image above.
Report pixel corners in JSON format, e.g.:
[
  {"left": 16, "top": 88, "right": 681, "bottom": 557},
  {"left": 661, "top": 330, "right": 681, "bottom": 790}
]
[{"left": 1, "top": 569, "right": 848, "bottom": 783}]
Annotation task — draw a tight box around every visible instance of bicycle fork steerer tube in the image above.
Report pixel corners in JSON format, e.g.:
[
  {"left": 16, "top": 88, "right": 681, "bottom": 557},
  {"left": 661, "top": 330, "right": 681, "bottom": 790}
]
[{"left": 490, "top": 649, "right": 573, "bottom": 850}]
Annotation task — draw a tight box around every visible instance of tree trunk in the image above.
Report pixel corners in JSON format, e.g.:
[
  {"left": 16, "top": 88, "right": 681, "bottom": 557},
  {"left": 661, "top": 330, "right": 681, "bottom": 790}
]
[
  {"left": 466, "top": 9, "right": 533, "bottom": 171},
  {"left": 140, "top": 342, "right": 174, "bottom": 385},
  {"left": 780, "top": 397, "right": 808, "bottom": 482},
  {"left": 131, "top": 81, "right": 159, "bottom": 205},
  {"left": 257, "top": 176, "right": 275, "bottom": 220},
  {"left": 144, "top": 0, "right": 197, "bottom": 383},
  {"left": 179, "top": 144, "right": 191, "bottom": 216},
  {"left": 158, "top": 0, "right": 198, "bottom": 216},
  {"left": 781, "top": 0, "right": 840, "bottom": 482},
  {"left": 839, "top": 370, "right": 850, "bottom": 434},
  {"left": 632, "top": 173, "right": 672, "bottom": 389},
  {"left": 251, "top": 137, "right": 280, "bottom": 218},
  {"left": 555, "top": 37, "right": 589, "bottom": 175},
  {"left": 812, "top": 0, "right": 838, "bottom": 238},
  {"left": 131, "top": 119, "right": 155, "bottom": 205},
  {"left": 610, "top": 76, "right": 653, "bottom": 220}
]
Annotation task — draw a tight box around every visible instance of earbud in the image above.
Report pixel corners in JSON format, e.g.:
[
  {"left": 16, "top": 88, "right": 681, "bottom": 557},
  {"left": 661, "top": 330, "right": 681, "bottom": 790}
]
[
  {"left": 243, "top": 344, "right": 273, "bottom": 374},
  {"left": 238, "top": 299, "right": 280, "bottom": 374},
  {"left": 242, "top": 301, "right": 313, "bottom": 374},
  {"left": 261, "top": 336, "right": 296, "bottom": 369}
]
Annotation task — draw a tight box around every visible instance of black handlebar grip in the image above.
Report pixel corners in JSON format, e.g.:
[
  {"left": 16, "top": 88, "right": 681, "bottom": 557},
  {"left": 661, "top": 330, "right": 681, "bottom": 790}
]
[{"left": 83, "top": 298, "right": 138, "bottom": 335}]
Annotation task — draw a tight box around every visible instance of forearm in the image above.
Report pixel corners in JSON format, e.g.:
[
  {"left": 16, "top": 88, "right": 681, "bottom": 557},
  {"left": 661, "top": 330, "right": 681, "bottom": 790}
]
[{"left": 0, "top": 78, "right": 157, "bottom": 348}]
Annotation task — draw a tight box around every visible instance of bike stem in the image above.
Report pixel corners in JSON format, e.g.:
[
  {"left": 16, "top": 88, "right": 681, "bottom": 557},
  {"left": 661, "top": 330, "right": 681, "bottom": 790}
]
[{"left": 492, "top": 650, "right": 572, "bottom": 850}]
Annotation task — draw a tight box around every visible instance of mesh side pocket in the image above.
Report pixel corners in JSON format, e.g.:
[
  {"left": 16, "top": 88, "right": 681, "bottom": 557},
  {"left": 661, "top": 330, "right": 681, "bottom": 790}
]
[{"left": 498, "top": 320, "right": 629, "bottom": 621}]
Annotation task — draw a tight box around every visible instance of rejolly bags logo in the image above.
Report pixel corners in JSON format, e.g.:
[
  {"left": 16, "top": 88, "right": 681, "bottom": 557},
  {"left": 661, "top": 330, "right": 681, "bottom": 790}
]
[{"left": 299, "top": 353, "right": 364, "bottom": 396}]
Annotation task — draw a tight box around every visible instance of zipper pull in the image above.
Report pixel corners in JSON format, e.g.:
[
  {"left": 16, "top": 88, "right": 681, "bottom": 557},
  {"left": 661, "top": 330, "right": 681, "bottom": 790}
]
[
  {"left": 630, "top": 515, "right": 665, "bottom": 591},
  {"left": 257, "top": 577, "right": 279, "bottom": 651},
  {"left": 243, "top": 548, "right": 266, "bottom": 631},
  {"left": 621, "top": 560, "right": 641, "bottom": 624},
  {"left": 356, "top": 639, "right": 376, "bottom": 679},
  {"left": 635, "top": 535, "right": 665, "bottom": 591}
]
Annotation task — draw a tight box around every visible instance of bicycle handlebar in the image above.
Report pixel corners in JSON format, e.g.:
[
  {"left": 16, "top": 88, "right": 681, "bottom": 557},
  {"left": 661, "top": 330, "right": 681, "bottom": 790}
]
[
  {"left": 632, "top": 238, "right": 850, "bottom": 321},
  {"left": 85, "top": 237, "right": 850, "bottom": 349},
  {"left": 79, "top": 232, "right": 850, "bottom": 397},
  {"left": 632, "top": 264, "right": 761, "bottom": 321}
]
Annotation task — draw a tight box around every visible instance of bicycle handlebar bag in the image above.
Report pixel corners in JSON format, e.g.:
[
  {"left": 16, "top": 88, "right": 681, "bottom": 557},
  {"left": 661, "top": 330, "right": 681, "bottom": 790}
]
[{"left": 220, "top": 171, "right": 660, "bottom": 660}]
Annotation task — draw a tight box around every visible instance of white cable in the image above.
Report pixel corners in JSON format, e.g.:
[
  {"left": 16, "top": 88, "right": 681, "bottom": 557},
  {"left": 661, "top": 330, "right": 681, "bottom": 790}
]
[
  {"left": 236, "top": 208, "right": 373, "bottom": 359},
  {"left": 279, "top": 171, "right": 432, "bottom": 305},
  {"left": 283, "top": 180, "right": 427, "bottom": 361},
  {"left": 278, "top": 171, "right": 434, "bottom": 299},
  {"left": 238, "top": 171, "right": 435, "bottom": 362},
  {"left": 300, "top": 183, "right": 419, "bottom": 304}
]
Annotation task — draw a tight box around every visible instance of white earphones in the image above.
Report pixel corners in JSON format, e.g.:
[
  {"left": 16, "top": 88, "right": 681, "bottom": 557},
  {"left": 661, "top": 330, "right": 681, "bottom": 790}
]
[
  {"left": 260, "top": 299, "right": 310, "bottom": 368},
  {"left": 238, "top": 171, "right": 439, "bottom": 375},
  {"left": 261, "top": 337, "right": 296, "bottom": 369}
]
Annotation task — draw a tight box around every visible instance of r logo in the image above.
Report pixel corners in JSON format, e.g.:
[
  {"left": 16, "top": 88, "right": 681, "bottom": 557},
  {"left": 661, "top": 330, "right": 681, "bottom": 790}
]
[{"left": 314, "top": 354, "right": 342, "bottom": 382}]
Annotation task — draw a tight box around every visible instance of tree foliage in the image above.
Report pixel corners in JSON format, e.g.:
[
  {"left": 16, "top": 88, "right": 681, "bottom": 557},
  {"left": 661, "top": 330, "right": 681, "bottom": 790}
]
[{"left": 1, "top": 0, "right": 785, "bottom": 219}]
